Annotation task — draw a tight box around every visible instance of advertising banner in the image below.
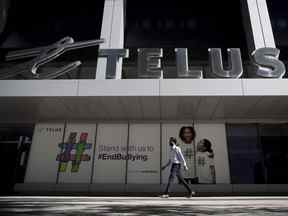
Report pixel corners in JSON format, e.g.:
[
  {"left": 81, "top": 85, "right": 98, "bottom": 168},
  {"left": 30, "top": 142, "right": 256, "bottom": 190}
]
[
  {"left": 25, "top": 123, "right": 65, "bottom": 183},
  {"left": 58, "top": 123, "right": 96, "bottom": 183},
  {"left": 127, "top": 124, "right": 161, "bottom": 184},
  {"left": 161, "top": 124, "right": 196, "bottom": 184},
  {"left": 161, "top": 123, "right": 229, "bottom": 185},
  {"left": 194, "top": 123, "right": 230, "bottom": 184},
  {"left": 25, "top": 122, "right": 229, "bottom": 185},
  {"left": 92, "top": 124, "right": 128, "bottom": 183}
]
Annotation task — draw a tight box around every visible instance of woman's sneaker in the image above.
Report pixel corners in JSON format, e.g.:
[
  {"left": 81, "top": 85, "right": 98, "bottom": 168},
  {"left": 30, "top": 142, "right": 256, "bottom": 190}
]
[
  {"left": 160, "top": 194, "right": 169, "bottom": 198},
  {"left": 187, "top": 191, "right": 196, "bottom": 198}
]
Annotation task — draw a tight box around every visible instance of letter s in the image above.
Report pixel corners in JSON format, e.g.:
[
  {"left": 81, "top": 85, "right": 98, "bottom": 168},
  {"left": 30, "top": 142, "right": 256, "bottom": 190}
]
[{"left": 252, "top": 48, "right": 286, "bottom": 78}]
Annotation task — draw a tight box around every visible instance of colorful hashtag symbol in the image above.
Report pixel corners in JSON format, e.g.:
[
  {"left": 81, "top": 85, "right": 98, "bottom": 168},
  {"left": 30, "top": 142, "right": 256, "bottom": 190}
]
[{"left": 56, "top": 132, "right": 92, "bottom": 173}]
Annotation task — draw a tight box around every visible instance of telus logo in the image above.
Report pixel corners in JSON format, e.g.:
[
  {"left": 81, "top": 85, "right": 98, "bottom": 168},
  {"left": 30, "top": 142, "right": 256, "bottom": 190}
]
[
  {"left": 98, "top": 47, "right": 286, "bottom": 79},
  {"left": 0, "top": 37, "right": 286, "bottom": 79}
]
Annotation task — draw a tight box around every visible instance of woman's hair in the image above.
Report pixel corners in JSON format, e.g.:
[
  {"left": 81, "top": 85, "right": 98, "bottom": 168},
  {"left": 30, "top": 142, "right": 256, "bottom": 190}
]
[
  {"left": 179, "top": 126, "right": 196, "bottom": 142},
  {"left": 169, "top": 137, "right": 177, "bottom": 146}
]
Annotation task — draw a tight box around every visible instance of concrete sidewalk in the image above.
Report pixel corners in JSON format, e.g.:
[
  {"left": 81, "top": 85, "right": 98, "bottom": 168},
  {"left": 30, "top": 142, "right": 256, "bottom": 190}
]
[{"left": 0, "top": 196, "right": 288, "bottom": 215}]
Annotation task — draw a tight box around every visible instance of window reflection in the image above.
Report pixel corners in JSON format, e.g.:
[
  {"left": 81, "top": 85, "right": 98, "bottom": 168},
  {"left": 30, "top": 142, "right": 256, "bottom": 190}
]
[
  {"left": 227, "top": 124, "right": 264, "bottom": 184},
  {"left": 124, "top": 0, "right": 249, "bottom": 78},
  {"left": 0, "top": 0, "right": 105, "bottom": 79},
  {"left": 227, "top": 124, "right": 288, "bottom": 184},
  {"left": 267, "top": 1, "right": 288, "bottom": 77},
  {"left": 260, "top": 125, "right": 288, "bottom": 184}
]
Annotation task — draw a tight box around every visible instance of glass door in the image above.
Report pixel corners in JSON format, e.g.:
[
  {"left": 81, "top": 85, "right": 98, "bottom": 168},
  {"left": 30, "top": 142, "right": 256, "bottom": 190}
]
[{"left": 0, "top": 125, "right": 33, "bottom": 194}]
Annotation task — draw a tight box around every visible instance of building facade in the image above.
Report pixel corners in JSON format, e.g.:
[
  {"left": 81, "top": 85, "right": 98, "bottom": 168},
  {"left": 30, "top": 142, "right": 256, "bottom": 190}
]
[{"left": 1, "top": 0, "right": 288, "bottom": 194}]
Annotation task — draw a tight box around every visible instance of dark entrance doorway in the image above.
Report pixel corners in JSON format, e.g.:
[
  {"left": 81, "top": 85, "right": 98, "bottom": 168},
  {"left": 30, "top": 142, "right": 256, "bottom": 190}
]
[
  {"left": 0, "top": 124, "right": 34, "bottom": 194},
  {"left": 227, "top": 124, "right": 288, "bottom": 184}
]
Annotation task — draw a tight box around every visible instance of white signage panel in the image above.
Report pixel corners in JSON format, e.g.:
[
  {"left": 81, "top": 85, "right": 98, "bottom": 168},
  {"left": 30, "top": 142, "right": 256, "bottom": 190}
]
[
  {"left": 127, "top": 124, "right": 161, "bottom": 184},
  {"left": 25, "top": 123, "right": 65, "bottom": 183},
  {"left": 194, "top": 123, "right": 230, "bottom": 184},
  {"left": 161, "top": 123, "right": 196, "bottom": 184},
  {"left": 58, "top": 123, "right": 96, "bottom": 183},
  {"left": 92, "top": 124, "right": 128, "bottom": 183}
]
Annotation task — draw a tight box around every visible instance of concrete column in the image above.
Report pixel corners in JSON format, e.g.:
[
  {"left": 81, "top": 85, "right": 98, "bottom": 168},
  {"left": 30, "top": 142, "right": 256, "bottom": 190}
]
[
  {"left": 96, "top": 0, "right": 125, "bottom": 80},
  {"left": 242, "top": 0, "right": 275, "bottom": 54},
  {"left": 241, "top": 0, "right": 278, "bottom": 78},
  {"left": 256, "top": 0, "right": 275, "bottom": 48}
]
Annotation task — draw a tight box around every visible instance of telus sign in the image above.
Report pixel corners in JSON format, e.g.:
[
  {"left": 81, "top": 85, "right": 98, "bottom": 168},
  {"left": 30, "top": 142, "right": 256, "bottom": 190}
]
[
  {"left": 100, "top": 47, "right": 286, "bottom": 79},
  {"left": 0, "top": 1, "right": 285, "bottom": 80},
  {"left": 0, "top": 37, "right": 286, "bottom": 79}
]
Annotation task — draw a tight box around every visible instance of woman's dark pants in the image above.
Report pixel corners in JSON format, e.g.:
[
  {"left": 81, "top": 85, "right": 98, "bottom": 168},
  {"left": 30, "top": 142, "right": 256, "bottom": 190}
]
[{"left": 164, "top": 163, "right": 192, "bottom": 195}]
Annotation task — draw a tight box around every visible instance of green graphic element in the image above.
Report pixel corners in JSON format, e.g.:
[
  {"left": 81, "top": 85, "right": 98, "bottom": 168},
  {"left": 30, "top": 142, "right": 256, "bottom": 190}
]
[{"left": 56, "top": 132, "right": 92, "bottom": 173}]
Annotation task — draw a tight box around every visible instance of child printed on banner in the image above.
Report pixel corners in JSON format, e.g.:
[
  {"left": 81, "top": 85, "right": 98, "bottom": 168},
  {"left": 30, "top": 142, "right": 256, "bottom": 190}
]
[{"left": 196, "top": 139, "right": 216, "bottom": 184}]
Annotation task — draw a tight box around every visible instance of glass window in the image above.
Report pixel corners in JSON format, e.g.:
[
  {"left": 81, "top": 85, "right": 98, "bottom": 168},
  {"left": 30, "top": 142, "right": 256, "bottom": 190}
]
[
  {"left": 124, "top": 0, "right": 249, "bottom": 78},
  {"left": 227, "top": 123, "right": 288, "bottom": 184},
  {"left": 0, "top": 0, "right": 105, "bottom": 79},
  {"left": 267, "top": 1, "right": 288, "bottom": 77},
  {"left": 259, "top": 124, "right": 288, "bottom": 184},
  {"left": 227, "top": 124, "right": 265, "bottom": 184}
]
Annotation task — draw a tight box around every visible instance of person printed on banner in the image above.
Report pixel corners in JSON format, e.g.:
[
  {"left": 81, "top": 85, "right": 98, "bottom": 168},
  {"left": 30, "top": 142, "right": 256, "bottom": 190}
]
[
  {"left": 178, "top": 126, "right": 197, "bottom": 184},
  {"left": 196, "top": 139, "right": 216, "bottom": 184}
]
